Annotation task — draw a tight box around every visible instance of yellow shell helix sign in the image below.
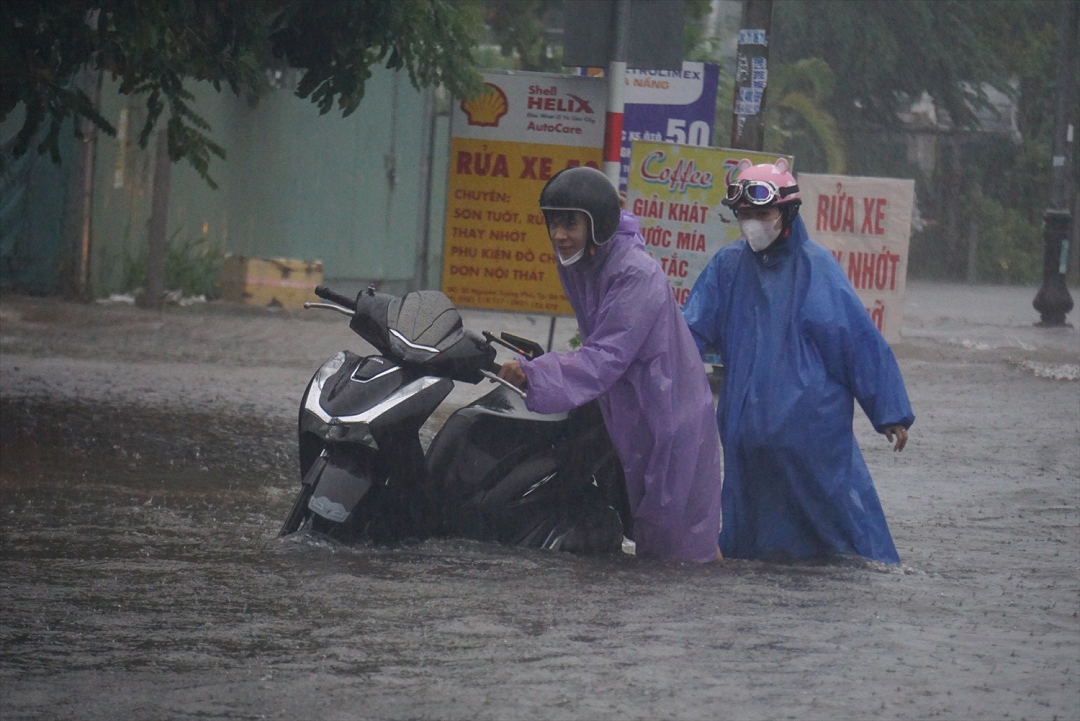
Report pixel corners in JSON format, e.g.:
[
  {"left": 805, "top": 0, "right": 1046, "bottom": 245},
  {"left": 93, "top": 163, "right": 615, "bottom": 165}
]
[{"left": 442, "top": 71, "right": 606, "bottom": 315}]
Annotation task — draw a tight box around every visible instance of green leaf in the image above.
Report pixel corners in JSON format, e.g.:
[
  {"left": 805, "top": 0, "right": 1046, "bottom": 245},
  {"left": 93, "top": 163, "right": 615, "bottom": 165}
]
[{"left": 3, "top": 0, "right": 484, "bottom": 185}]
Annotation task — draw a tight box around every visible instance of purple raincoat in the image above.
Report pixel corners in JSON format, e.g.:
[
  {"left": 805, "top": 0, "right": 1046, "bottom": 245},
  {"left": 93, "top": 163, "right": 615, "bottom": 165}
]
[{"left": 520, "top": 211, "right": 723, "bottom": 562}]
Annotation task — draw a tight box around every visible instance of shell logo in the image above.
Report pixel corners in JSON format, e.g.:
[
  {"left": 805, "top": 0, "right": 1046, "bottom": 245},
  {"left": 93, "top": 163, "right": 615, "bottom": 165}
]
[{"left": 461, "top": 83, "right": 509, "bottom": 127}]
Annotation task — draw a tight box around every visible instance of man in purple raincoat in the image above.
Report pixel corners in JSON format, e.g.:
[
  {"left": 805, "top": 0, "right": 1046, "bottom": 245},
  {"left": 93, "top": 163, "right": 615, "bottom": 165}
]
[{"left": 497, "top": 167, "right": 723, "bottom": 563}]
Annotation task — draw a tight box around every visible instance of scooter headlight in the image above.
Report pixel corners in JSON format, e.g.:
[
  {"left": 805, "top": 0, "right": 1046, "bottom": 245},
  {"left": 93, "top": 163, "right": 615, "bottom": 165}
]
[{"left": 315, "top": 351, "right": 347, "bottom": 390}]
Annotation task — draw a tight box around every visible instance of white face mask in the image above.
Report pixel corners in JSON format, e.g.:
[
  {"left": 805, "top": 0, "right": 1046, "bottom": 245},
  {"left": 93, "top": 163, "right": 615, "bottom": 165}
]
[
  {"left": 557, "top": 246, "right": 587, "bottom": 266},
  {"left": 739, "top": 217, "right": 782, "bottom": 253}
]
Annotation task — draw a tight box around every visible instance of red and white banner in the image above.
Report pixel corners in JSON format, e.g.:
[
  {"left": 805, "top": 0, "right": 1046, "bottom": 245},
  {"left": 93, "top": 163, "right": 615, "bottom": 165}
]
[{"left": 797, "top": 173, "right": 915, "bottom": 343}]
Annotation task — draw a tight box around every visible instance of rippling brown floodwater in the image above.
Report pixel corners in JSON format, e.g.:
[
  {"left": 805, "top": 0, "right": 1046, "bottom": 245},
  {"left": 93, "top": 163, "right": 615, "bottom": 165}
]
[{"left": 1, "top": 392, "right": 1077, "bottom": 721}]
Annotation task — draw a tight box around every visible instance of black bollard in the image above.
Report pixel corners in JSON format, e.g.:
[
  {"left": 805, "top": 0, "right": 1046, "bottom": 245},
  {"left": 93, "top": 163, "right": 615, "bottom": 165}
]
[
  {"left": 1032, "top": 0, "right": 1077, "bottom": 328},
  {"left": 1032, "top": 210, "right": 1074, "bottom": 327}
]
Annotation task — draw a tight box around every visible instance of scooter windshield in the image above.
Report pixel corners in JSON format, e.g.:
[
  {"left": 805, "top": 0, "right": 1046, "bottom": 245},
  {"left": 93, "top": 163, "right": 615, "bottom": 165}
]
[{"left": 388, "top": 291, "right": 464, "bottom": 351}]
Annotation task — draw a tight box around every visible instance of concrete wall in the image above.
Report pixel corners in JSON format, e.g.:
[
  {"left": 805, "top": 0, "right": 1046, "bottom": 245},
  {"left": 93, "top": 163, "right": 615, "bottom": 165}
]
[
  {"left": 0, "top": 109, "right": 73, "bottom": 294},
  {"left": 85, "top": 67, "right": 448, "bottom": 298}
]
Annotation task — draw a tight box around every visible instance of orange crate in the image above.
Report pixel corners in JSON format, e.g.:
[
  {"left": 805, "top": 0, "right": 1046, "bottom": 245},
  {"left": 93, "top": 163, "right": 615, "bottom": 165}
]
[{"left": 221, "top": 254, "right": 323, "bottom": 309}]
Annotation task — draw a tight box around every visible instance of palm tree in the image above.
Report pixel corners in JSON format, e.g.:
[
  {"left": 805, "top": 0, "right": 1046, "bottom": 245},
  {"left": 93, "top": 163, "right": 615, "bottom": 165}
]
[{"left": 764, "top": 58, "right": 847, "bottom": 174}]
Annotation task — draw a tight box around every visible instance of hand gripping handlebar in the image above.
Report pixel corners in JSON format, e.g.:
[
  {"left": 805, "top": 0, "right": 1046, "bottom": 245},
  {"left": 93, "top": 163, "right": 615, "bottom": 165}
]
[{"left": 481, "top": 369, "right": 526, "bottom": 399}]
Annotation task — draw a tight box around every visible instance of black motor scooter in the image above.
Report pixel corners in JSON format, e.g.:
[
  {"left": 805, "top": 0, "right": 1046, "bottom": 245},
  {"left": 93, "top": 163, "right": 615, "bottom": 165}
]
[{"left": 278, "top": 285, "right": 631, "bottom": 554}]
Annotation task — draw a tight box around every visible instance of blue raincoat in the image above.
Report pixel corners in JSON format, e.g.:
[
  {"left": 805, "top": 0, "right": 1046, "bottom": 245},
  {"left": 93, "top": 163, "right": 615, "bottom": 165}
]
[
  {"left": 682, "top": 215, "right": 913, "bottom": 563},
  {"left": 520, "top": 211, "right": 723, "bottom": 562}
]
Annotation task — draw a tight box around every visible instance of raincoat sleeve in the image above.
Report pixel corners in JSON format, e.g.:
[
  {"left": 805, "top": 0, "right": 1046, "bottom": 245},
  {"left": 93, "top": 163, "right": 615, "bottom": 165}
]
[
  {"left": 520, "top": 266, "right": 666, "bottom": 415},
  {"left": 807, "top": 260, "right": 915, "bottom": 433},
  {"left": 682, "top": 246, "right": 734, "bottom": 361}
]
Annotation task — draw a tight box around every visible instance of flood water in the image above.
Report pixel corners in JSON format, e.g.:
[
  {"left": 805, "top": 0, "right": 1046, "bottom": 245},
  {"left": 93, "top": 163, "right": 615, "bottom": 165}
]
[{"left": 1, "top": 395, "right": 1077, "bottom": 720}]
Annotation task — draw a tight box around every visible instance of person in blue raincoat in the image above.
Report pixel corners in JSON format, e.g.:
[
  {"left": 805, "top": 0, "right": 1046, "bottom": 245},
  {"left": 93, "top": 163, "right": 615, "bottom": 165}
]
[
  {"left": 682, "top": 158, "right": 914, "bottom": 564},
  {"left": 497, "top": 167, "right": 723, "bottom": 563}
]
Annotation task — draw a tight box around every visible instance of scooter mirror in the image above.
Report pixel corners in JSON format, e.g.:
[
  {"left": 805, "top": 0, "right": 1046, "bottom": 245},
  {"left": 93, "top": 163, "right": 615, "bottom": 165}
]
[{"left": 501, "top": 333, "right": 546, "bottom": 360}]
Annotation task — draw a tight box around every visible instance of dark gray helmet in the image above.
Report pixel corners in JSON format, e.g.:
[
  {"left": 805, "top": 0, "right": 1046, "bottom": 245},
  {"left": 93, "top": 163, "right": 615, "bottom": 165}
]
[{"left": 539, "top": 166, "right": 621, "bottom": 245}]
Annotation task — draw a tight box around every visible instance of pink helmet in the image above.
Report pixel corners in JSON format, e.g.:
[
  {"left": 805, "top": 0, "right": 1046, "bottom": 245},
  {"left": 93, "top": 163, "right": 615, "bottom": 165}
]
[{"left": 722, "top": 157, "right": 801, "bottom": 209}]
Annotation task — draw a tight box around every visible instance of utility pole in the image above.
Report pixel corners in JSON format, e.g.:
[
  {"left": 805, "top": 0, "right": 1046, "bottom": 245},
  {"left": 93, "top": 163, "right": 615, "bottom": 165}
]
[
  {"left": 562, "top": 0, "right": 685, "bottom": 186},
  {"left": 1033, "top": 0, "right": 1077, "bottom": 327},
  {"left": 729, "top": 0, "right": 773, "bottom": 151}
]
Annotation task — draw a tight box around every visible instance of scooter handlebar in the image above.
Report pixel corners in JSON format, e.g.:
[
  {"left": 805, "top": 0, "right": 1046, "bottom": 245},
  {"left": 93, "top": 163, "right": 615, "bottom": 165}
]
[
  {"left": 314, "top": 285, "right": 357, "bottom": 311},
  {"left": 481, "top": 369, "right": 526, "bottom": 399}
]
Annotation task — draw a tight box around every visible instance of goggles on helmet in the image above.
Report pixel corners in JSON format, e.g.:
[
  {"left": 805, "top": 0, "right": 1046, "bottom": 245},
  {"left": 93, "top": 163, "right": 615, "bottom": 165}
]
[{"left": 723, "top": 179, "right": 799, "bottom": 207}]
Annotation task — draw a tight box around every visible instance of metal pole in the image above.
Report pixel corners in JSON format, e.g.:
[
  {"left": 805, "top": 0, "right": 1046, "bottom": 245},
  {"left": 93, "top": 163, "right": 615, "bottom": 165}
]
[
  {"left": 946, "top": 135, "right": 963, "bottom": 278},
  {"left": 729, "top": 0, "right": 773, "bottom": 151},
  {"left": 966, "top": 183, "right": 981, "bottom": 284},
  {"left": 415, "top": 84, "right": 437, "bottom": 291},
  {"left": 603, "top": 0, "right": 630, "bottom": 187},
  {"left": 1033, "top": 0, "right": 1077, "bottom": 327}
]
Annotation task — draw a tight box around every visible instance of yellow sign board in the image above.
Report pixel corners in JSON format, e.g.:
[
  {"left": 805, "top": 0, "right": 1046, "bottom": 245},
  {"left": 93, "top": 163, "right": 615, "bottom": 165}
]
[
  {"left": 441, "top": 138, "right": 601, "bottom": 314},
  {"left": 625, "top": 141, "right": 789, "bottom": 306},
  {"left": 441, "top": 71, "right": 607, "bottom": 315}
]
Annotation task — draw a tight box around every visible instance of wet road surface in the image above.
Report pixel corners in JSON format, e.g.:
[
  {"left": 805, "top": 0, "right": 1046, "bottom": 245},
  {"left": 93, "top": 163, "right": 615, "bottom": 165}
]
[
  {"left": 2, "top": 389, "right": 1077, "bottom": 720},
  {"left": 1, "top": 288, "right": 1078, "bottom": 720}
]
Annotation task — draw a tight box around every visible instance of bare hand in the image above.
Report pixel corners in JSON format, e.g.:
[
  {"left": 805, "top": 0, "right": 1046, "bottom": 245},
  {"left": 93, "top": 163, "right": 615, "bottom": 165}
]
[
  {"left": 884, "top": 425, "right": 908, "bottom": 452},
  {"left": 497, "top": 360, "right": 527, "bottom": 389}
]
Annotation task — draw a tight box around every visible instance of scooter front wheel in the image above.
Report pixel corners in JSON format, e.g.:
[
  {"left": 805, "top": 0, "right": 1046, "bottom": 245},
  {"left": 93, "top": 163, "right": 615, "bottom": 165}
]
[{"left": 278, "top": 484, "right": 314, "bottom": 537}]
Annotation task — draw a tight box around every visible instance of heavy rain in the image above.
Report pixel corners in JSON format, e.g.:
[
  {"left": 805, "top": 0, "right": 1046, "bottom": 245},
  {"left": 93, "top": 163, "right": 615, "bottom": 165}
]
[{"left": 2, "top": 0, "right": 1079, "bottom": 719}]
